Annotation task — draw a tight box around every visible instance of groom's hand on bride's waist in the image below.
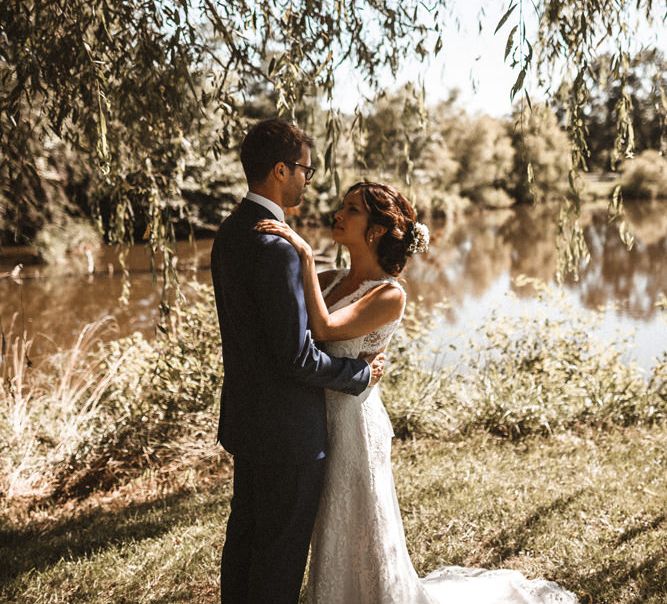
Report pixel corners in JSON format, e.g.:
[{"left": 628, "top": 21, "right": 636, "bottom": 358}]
[{"left": 362, "top": 352, "right": 386, "bottom": 387}]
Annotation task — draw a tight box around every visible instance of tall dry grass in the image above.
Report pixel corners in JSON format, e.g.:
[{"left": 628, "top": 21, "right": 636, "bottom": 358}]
[
  {"left": 0, "top": 282, "right": 223, "bottom": 507},
  {"left": 1, "top": 317, "right": 134, "bottom": 501},
  {"left": 1, "top": 280, "right": 665, "bottom": 509}
]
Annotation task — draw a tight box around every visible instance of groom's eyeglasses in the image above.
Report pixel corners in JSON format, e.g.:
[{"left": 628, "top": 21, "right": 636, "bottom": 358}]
[{"left": 285, "top": 161, "right": 316, "bottom": 181}]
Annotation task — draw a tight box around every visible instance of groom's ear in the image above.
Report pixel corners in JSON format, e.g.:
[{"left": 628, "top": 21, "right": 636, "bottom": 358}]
[{"left": 273, "top": 161, "right": 287, "bottom": 182}]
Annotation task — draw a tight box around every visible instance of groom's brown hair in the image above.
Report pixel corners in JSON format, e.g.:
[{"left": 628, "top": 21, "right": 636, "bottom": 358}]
[{"left": 241, "top": 118, "right": 314, "bottom": 186}]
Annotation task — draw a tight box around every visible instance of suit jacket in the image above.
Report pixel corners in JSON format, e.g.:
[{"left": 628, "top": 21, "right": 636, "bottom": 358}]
[{"left": 210, "top": 199, "right": 371, "bottom": 464}]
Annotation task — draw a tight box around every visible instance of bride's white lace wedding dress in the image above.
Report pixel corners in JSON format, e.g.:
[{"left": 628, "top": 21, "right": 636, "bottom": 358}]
[{"left": 305, "top": 270, "right": 578, "bottom": 604}]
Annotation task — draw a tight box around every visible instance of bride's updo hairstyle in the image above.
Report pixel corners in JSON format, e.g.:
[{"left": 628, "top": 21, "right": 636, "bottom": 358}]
[{"left": 346, "top": 181, "right": 426, "bottom": 276}]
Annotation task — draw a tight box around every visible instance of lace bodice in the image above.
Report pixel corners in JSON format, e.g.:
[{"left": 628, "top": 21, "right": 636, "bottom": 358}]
[{"left": 321, "top": 269, "right": 405, "bottom": 358}]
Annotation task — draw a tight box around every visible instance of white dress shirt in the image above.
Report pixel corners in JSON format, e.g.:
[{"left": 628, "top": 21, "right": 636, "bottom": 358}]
[{"left": 246, "top": 191, "right": 285, "bottom": 222}]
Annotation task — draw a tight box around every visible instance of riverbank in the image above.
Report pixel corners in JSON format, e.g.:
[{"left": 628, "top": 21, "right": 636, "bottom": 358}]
[
  {"left": 1, "top": 426, "right": 665, "bottom": 603},
  {"left": 2, "top": 199, "right": 666, "bottom": 369},
  {"left": 1, "top": 281, "right": 665, "bottom": 601}
]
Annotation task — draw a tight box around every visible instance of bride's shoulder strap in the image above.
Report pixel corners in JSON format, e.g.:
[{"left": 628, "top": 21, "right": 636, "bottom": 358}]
[{"left": 355, "top": 277, "right": 406, "bottom": 309}]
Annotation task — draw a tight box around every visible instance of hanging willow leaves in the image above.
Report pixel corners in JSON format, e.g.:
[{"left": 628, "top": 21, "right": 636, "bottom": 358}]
[
  {"left": 0, "top": 0, "right": 440, "bottom": 306},
  {"left": 495, "top": 3, "right": 518, "bottom": 34},
  {"left": 505, "top": 25, "right": 519, "bottom": 61},
  {"left": 494, "top": 0, "right": 660, "bottom": 279},
  {"left": 0, "top": 0, "right": 663, "bottom": 304}
]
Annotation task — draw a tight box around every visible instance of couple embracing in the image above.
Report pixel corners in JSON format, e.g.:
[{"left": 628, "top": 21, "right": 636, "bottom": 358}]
[{"left": 210, "top": 119, "right": 577, "bottom": 604}]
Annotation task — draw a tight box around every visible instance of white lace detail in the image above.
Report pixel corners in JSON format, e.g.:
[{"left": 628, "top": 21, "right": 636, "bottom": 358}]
[
  {"left": 306, "top": 270, "right": 578, "bottom": 604},
  {"left": 323, "top": 269, "right": 405, "bottom": 357}
]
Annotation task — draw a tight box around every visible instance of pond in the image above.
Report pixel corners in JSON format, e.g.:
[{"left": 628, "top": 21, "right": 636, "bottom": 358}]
[{"left": 1, "top": 201, "right": 665, "bottom": 371}]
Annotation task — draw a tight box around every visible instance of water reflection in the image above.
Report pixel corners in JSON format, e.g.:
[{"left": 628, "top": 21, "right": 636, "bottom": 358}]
[
  {"left": 0, "top": 202, "right": 665, "bottom": 367},
  {"left": 401, "top": 202, "right": 666, "bottom": 324}
]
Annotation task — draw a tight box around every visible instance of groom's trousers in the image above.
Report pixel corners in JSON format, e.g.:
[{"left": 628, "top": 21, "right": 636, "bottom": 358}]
[{"left": 220, "top": 455, "right": 325, "bottom": 604}]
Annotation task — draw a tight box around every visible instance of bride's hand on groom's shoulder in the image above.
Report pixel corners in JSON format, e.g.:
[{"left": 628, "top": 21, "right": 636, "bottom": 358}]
[
  {"left": 255, "top": 219, "right": 312, "bottom": 259},
  {"left": 362, "top": 352, "right": 386, "bottom": 387}
]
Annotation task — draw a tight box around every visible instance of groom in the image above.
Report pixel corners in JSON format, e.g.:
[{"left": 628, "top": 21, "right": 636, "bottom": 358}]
[{"left": 211, "top": 118, "right": 384, "bottom": 603}]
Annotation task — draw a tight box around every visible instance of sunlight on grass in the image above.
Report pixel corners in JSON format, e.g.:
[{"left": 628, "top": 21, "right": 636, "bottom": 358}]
[
  {"left": 1, "top": 280, "right": 665, "bottom": 602},
  {"left": 1, "top": 429, "right": 665, "bottom": 603}
]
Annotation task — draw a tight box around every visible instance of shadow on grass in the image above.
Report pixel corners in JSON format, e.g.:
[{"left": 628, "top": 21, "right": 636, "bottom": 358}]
[
  {"left": 615, "top": 513, "right": 666, "bottom": 546},
  {"left": 0, "top": 482, "right": 231, "bottom": 590},
  {"left": 484, "top": 490, "right": 585, "bottom": 565},
  {"left": 576, "top": 511, "right": 667, "bottom": 603},
  {"left": 578, "top": 550, "right": 666, "bottom": 604},
  {"left": 478, "top": 493, "right": 667, "bottom": 601}
]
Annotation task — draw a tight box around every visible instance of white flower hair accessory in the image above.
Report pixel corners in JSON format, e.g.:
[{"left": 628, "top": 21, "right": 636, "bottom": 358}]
[{"left": 406, "top": 221, "right": 430, "bottom": 254}]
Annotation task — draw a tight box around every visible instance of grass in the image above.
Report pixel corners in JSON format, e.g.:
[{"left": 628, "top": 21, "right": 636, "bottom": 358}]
[
  {"left": 1, "top": 426, "right": 665, "bottom": 603},
  {"left": 1, "top": 280, "right": 665, "bottom": 602},
  {"left": 0, "top": 282, "right": 223, "bottom": 503},
  {"left": 397, "top": 428, "right": 667, "bottom": 604}
]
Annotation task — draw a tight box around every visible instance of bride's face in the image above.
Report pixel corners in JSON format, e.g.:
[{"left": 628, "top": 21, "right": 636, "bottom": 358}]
[{"left": 332, "top": 190, "right": 370, "bottom": 247}]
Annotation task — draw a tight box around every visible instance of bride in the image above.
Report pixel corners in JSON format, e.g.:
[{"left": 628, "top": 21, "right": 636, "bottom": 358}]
[{"left": 257, "top": 181, "right": 578, "bottom": 604}]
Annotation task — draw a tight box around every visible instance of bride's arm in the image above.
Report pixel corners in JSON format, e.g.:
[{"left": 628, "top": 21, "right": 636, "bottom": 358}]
[
  {"left": 256, "top": 220, "right": 405, "bottom": 342},
  {"left": 300, "top": 253, "right": 404, "bottom": 341}
]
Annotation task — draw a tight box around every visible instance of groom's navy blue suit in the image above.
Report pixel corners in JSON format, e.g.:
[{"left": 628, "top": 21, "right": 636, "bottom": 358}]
[{"left": 211, "top": 198, "right": 370, "bottom": 603}]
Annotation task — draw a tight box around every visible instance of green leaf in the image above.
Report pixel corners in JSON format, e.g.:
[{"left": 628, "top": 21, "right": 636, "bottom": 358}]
[
  {"left": 434, "top": 35, "right": 443, "bottom": 56},
  {"left": 526, "top": 40, "right": 533, "bottom": 63},
  {"left": 494, "top": 3, "right": 517, "bottom": 34},
  {"left": 504, "top": 24, "right": 518, "bottom": 61},
  {"left": 324, "top": 142, "right": 333, "bottom": 172},
  {"left": 510, "top": 67, "right": 526, "bottom": 100}
]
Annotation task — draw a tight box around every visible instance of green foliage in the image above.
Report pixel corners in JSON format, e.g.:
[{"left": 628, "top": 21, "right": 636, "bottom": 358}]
[
  {"left": 555, "top": 49, "right": 667, "bottom": 170},
  {"left": 0, "top": 0, "right": 441, "bottom": 296},
  {"left": 34, "top": 218, "right": 101, "bottom": 269},
  {"left": 0, "top": 134, "right": 97, "bottom": 246},
  {"left": 621, "top": 150, "right": 667, "bottom": 200},
  {"left": 1, "top": 1, "right": 664, "bottom": 292},
  {"left": 448, "top": 115, "right": 515, "bottom": 206},
  {"left": 502, "top": 1, "right": 663, "bottom": 277},
  {"left": 1, "top": 280, "right": 665, "bottom": 503},
  {"left": 384, "top": 281, "right": 666, "bottom": 440},
  {"left": 511, "top": 104, "right": 571, "bottom": 204},
  {"left": 382, "top": 299, "right": 452, "bottom": 438},
  {"left": 0, "top": 282, "right": 222, "bottom": 501},
  {"left": 359, "top": 95, "right": 517, "bottom": 215},
  {"left": 359, "top": 83, "right": 428, "bottom": 185},
  {"left": 53, "top": 283, "right": 223, "bottom": 496}
]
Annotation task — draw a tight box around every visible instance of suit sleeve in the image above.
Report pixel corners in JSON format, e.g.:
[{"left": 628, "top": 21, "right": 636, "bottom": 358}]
[{"left": 255, "top": 235, "right": 370, "bottom": 395}]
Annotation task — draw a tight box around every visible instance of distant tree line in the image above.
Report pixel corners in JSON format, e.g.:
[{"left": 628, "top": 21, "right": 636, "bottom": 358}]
[
  {"left": 1, "top": 1, "right": 664, "bottom": 288},
  {"left": 2, "top": 50, "right": 666, "bottom": 248}
]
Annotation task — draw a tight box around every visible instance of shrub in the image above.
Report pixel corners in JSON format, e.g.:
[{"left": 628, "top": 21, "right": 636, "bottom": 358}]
[
  {"left": 3, "top": 280, "right": 665, "bottom": 505},
  {"left": 382, "top": 300, "right": 454, "bottom": 438},
  {"left": 0, "top": 282, "right": 223, "bottom": 502},
  {"left": 475, "top": 186, "right": 515, "bottom": 209},
  {"left": 384, "top": 281, "right": 666, "bottom": 439},
  {"left": 621, "top": 150, "right": 667, "bottom": 200},
  {"left": 452, "top": 115, "right": 515, "bottom": 204},
  {"left": 511, "top": 105, "right": 571, "bottom": 203},
  {"left": 34, "top": 217, "right": 101, "bottom": 271}
]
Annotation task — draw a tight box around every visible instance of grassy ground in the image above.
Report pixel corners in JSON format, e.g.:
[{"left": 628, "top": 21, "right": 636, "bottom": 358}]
[{"left": 2, "top": 425, "right": 665, "bottom": 604}]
